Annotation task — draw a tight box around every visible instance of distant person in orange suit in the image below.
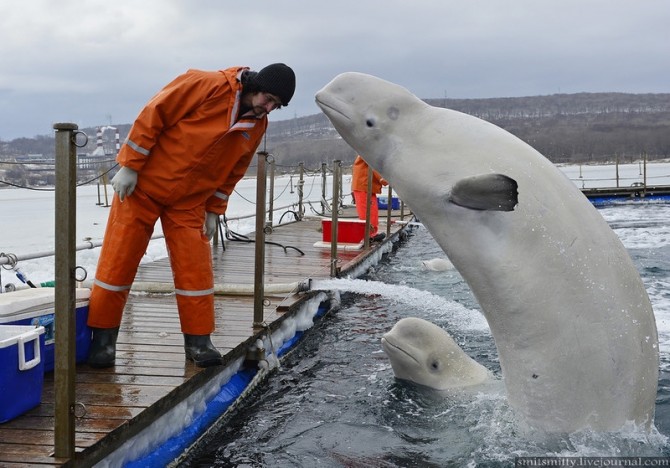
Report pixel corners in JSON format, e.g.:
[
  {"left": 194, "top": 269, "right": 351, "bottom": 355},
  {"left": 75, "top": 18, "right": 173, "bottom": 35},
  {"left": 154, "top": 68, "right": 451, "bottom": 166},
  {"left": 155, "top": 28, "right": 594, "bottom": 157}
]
[
  {"left": 351, "top": 155, "right": 388, "bottom": 241},
  {"left": 87, "top": 63, "right": 296, "bottom": 368}
]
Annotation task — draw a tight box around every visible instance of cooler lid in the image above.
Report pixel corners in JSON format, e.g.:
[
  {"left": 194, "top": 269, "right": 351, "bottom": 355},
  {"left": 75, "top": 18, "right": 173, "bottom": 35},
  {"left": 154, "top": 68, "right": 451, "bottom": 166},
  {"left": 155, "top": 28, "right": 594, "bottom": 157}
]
[
  {"left": 0, "top": 325, "right": 45, "bottom": 349},
  {"left": 0, "top": 288, "right": 91, "bottom": 318}
]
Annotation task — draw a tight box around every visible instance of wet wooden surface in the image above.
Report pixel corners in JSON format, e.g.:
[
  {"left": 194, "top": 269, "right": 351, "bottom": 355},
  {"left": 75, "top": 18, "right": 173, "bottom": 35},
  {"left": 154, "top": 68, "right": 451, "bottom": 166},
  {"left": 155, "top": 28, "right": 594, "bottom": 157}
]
[{"left": 0, "top": 213, "right": 406, "bottom": 467}]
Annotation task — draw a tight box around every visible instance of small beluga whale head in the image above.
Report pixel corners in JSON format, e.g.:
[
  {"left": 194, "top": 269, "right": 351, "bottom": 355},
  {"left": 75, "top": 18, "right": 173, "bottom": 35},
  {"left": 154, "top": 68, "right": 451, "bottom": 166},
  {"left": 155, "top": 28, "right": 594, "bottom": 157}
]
[
  {"left": 381, "top": 317, "right": 489, "bottom": 390},
  {"left": 421, "top": 258, "right": 454, "bottom": 271}
]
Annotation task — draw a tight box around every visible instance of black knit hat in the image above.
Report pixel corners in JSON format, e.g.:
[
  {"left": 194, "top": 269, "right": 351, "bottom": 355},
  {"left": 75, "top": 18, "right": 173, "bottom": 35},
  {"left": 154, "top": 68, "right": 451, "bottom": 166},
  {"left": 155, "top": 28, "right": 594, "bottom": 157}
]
[{"left": 252, "top": 63, "right": 296, "bottom": 106}]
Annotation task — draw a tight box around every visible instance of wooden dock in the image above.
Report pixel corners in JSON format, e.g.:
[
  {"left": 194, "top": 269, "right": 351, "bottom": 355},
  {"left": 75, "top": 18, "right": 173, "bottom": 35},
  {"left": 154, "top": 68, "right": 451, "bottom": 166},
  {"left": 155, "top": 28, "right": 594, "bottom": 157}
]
[{"left": 0, "top": 213, "right": 407, "bottom": 467}]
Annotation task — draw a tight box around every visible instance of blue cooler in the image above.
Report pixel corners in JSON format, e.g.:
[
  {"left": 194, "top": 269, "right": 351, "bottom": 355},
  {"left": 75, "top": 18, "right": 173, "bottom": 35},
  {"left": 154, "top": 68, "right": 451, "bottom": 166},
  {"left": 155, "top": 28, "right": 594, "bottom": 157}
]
[
  {"left": 0, "top": 288, "right": 91, "bottom": 372},
  {"left": 377, "top": 196, "right": 400, "bottom": 210},
  {"left": 0, "top": 325, "right": 46, "bottom": 423}
]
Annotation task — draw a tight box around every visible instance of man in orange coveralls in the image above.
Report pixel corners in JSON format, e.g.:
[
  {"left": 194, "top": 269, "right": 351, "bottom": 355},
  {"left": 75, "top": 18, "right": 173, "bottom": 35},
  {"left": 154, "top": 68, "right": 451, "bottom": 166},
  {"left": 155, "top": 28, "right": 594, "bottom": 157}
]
[
  {"left": 351, "top": 155, "right": 388, "bottom": 241},
  {"left": 87, "top": 64, "right": 296, "bottom": 368}
]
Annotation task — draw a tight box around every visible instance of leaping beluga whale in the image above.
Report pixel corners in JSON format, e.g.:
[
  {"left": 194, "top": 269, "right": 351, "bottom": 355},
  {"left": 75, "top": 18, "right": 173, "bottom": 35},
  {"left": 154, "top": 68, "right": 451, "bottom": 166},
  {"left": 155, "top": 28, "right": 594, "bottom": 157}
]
[{"left": 315, "top": 72, "right": 659, "bottom": 433}]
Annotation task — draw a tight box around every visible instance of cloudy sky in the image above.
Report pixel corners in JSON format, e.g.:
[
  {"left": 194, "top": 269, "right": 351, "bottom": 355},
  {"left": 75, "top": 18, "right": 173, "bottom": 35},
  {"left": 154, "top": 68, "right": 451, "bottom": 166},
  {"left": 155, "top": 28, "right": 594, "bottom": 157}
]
[{"left": 1, "top": 0, "right": 668, "bottom": 140}]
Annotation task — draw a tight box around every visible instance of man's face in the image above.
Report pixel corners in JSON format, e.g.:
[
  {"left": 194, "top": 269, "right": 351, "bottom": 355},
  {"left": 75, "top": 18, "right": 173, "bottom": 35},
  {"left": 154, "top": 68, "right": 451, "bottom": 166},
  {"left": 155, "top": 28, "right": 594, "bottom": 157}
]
[{"left": 251, "top": 92, "right": 283, "bottom": 117}]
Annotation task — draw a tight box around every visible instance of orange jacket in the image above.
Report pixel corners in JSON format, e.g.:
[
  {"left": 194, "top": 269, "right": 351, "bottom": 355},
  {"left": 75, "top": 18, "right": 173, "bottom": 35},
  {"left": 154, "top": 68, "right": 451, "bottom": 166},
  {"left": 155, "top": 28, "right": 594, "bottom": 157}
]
[
  {"left": 351, "top": 155, "right": 387, "bottom": 194},
  {"left": 117, "top": 67, "right": 268, "bottom": 215}
]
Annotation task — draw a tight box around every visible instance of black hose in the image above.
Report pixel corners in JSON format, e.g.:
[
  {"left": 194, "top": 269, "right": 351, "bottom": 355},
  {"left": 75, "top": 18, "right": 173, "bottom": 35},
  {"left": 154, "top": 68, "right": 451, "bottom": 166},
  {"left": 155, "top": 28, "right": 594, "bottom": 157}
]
[
  {"left": 221, "top": 215, "right": 304, "bottom": 256},
  {"left": 217, "top": 216, "right": 226, "bottom": 252}
]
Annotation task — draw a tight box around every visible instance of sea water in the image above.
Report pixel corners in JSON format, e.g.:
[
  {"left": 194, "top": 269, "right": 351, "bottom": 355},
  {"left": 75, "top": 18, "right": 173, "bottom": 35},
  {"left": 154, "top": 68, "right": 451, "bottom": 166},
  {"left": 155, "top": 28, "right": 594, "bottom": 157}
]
[{"left": 181, "top": 201, "right": 670, "bottom": 467}]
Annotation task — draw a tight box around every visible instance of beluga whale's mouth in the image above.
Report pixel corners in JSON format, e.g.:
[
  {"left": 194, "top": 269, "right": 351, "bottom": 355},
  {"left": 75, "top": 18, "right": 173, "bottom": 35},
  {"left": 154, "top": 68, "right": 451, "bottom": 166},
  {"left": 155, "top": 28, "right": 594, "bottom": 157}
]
[
  {"left": 381, "top": 336, "right": 420, "bottom": 365},
  {"left": 314, "top": 94, "right": 351, "bottom": 122},
  {"left": 315, "top": 101, "right": 350, "bottom": 121}
]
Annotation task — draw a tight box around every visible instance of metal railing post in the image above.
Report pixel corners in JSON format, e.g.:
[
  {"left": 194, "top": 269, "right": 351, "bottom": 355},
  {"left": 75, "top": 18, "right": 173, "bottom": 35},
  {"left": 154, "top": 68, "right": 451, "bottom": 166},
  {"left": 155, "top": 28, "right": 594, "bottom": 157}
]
[
  {"left": 643, "top": 153, "right": 648, "bottom": 197},
  {"left": 101, "top": 171, "right": 110, "bottom": 207},
  {"left": 363, "top": 167, "right": 373, "bottom": 249},
  {"left": 267, "top": 157, "right": 275, "bottom": 226},
  {"left": 53, "top": 123, "right": 78, "bottom": 459},
  {"left": 297, "top": 162, "right": 305, "bottom": 220},
  {"left": 253, "top": 151, "right": 268, "bottom": 326},
  {"left": 338, "top": 163, "right": 344, "bottom": 206},
  {"left": 330, "top": 160, "right": 341, "bottom": 277},
  {"left": 386, "top": 184, "right": 393, "bottom": 238},
  {"left": 615, "top": 155, "right": 620, "bottom": 188},
  {"left": 321, "top": 162, "right": 328, "bottom": 213}
]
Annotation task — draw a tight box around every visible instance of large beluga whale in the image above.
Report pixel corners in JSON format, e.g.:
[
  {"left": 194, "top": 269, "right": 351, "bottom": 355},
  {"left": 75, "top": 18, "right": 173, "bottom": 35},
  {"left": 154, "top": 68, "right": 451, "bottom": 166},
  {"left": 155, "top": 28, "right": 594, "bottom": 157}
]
[
  {"left": 315, "top": 72, "right": 659, "bottom": 432},
  {"left": 382, "top": 317, "right": 490, "bottom": 390}
]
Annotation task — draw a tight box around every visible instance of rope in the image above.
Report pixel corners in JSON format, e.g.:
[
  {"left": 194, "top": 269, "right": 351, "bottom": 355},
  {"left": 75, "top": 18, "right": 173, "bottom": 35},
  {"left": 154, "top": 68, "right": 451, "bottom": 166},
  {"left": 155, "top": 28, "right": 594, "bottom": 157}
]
[{"left": 0, "top": 162, "right": 120, "bottom": 190}]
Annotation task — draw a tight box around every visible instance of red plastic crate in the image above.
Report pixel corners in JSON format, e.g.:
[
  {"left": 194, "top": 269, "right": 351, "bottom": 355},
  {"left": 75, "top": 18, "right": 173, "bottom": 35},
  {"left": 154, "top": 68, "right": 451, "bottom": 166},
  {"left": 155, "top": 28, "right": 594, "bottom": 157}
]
[{"left": 321, "top": 219, "right": 367, "bottom": 244}]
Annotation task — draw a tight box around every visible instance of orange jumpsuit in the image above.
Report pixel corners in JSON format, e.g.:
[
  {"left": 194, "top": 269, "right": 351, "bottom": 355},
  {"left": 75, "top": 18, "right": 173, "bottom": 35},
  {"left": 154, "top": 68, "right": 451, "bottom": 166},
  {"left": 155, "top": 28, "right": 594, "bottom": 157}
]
[
  {"left": 351, "top": 155, "right": 387, "bottom": 235},
  {"left": 88, "top": 67, "right": 267, "bottom": 334}
]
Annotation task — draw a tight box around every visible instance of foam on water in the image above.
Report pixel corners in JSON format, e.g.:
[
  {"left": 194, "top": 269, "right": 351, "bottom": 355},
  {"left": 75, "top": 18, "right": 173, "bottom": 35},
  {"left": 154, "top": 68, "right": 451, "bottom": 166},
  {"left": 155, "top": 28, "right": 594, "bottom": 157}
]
[
  {"left": 311, "top": 277, "right": 489, "bottom": 332},
  {"left": 601, "top": 203, "right": 670, "bottom": 249}
]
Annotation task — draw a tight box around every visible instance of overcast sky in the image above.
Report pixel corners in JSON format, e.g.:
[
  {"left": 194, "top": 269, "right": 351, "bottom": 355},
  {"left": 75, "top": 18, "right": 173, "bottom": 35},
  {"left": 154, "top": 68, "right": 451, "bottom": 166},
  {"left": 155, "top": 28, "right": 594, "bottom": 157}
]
[{"left": 1, "top": 0, "right": 668, "bottom": 140}]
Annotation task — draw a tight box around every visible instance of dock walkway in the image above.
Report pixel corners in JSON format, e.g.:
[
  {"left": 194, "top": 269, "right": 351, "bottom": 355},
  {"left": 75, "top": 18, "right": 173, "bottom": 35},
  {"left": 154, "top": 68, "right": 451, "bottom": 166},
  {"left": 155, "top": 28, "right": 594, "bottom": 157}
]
[
  {"left": 581, "top": 184, "right": 670, "bottom": 204},
  {"left": 0, "top": 213, "right": 406, "bottom": 467}
]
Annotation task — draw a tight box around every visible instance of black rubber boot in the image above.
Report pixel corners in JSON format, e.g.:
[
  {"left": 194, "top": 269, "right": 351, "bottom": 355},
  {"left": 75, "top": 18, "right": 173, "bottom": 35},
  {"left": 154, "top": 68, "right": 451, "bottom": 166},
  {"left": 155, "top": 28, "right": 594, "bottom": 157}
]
[
  {"left": 88, "top": 327, "right": 119, "bottom": 368},
  {"left": 184, "top": 334, "right": 223, "bottom": 367},
  {"left": 371, "top": 232, "right": 386, "bottom": 243}
]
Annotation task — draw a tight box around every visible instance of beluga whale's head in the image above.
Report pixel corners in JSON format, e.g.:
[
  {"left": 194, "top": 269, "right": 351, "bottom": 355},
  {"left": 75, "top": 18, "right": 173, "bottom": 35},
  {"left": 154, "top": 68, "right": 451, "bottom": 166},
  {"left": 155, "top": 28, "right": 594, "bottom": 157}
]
[
  {"left": 315, "top": 72, "right": 430, "bottom": 176},
  {"left": 381, "top": 317, "right": 489, "bottom": 390}
]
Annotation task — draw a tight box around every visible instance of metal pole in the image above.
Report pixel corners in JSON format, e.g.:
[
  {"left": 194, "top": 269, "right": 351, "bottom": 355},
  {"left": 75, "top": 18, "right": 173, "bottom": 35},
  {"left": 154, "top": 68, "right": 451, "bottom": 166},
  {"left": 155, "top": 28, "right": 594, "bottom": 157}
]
[
  {"left": 267, "top": 157, "right": 275, "bottom": 226},
  {"left": 321, "top": 162, "right": 327, "bottom": 213},
  {"left": 338, "top": 164, "right": 344, "bottom": 206},
  {"left": 253, "top": 151, "right": 268, "bottom": 326},
  {"left": 330, "top": 160, "right": 341, "bottom": 277},
  {"left": 643, "top": 153, "right": 648, "bottom": 197},
  {"left": 363, "top": 166, "right": 373, "bottom": 249},
  {"left": 102, "top": 172, "right": 110, "bottom": 207},
  {"left": 53, "top": 123, "right": 78, "bottom": 459},
  {"left": 297, "top": 162, "right": 305, "bottom": 220},
  {"left": 615, "top": 154, "right": 620, "bottom": 188},
  {"left": 386, "top": 184, "right": 392, "bottom": 238}
]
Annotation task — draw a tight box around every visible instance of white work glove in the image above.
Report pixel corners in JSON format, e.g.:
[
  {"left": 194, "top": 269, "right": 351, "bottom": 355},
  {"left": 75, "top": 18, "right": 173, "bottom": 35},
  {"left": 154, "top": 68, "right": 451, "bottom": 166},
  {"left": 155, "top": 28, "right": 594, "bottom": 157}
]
[
  {"left": 204, "top": 212, "right": 219, "bottom": 240},
  {"left": 111, "top": 166, "right": 138, "bottom": 202}
]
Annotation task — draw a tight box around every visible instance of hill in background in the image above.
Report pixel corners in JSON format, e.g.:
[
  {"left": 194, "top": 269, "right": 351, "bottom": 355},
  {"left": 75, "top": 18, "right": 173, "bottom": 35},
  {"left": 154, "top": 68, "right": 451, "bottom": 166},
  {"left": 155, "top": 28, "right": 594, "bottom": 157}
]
[
  {"left": 265, "top": 92, "right": 670, "bottom": 170},
  {"left": 2, "top": 92, "right": 670, "bottom": 173}
]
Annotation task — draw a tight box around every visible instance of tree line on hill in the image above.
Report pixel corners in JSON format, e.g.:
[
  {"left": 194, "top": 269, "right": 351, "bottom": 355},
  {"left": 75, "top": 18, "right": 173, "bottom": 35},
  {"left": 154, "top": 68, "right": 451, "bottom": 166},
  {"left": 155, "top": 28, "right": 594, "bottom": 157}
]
[{"left": 2, "top": 92, "right": 669, "bottom": 177}]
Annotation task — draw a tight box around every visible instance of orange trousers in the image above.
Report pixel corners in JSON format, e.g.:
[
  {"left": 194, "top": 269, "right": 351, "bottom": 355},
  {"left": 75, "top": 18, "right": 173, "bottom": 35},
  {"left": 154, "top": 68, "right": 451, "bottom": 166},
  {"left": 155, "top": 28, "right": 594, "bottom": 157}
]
[
  {"left": 88, "top": 187, "right": 215, "bottom": 335},
  {"left": 353, "top": 190, "right": 379, "bottom": 236}
]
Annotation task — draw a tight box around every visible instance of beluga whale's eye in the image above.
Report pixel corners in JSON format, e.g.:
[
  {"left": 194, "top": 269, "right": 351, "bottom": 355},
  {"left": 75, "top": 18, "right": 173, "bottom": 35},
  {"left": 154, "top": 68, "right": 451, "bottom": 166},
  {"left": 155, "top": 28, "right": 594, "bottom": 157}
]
[{"left": 366, "top": 117, "right": 376, "bottom": 128}]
